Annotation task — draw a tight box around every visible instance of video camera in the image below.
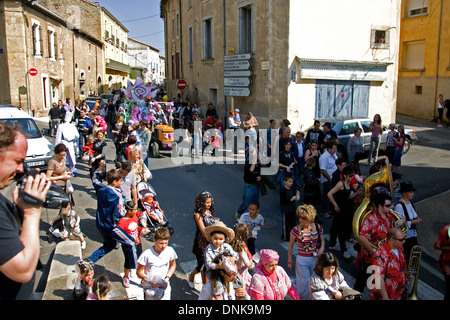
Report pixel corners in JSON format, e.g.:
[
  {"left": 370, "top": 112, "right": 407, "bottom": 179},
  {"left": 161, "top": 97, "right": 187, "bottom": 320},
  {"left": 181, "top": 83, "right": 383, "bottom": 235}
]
[{"left": 14, "top": 165, "right": 70, "bottom": 209}]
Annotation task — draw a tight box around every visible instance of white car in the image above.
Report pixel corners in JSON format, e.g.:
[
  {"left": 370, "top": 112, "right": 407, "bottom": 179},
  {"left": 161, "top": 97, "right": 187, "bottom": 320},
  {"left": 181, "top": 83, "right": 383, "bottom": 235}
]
[
  {"left": 0, "top": 104, "right": 54, "bottom": 171},
  {"left": 312, "top": 117, "right": 419, "bottom": 160}
]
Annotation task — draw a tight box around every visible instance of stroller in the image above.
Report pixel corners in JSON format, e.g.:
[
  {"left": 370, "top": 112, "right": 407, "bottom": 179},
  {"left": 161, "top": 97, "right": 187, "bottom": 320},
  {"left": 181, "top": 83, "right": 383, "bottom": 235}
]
[{"left": 137, "top": 182, "right": 174, "bottom": 241}]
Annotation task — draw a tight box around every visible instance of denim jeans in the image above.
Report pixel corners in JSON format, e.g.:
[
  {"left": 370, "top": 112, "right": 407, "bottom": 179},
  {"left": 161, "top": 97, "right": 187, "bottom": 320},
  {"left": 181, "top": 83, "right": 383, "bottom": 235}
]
[
  {"left": 295, "top": 255, "right": 318, "bottom": 300},
  {"left": 368, "top": 137, "right": 380, "bottom": 163},
  {"left": 236, "top": 183, "right": 259, "bottom": 215},
  {"left": 320, "top": 180, "right": 333, "bottom": 214},
  {"left": 88, "top": 226, "right": 138, "bottom": 269}
]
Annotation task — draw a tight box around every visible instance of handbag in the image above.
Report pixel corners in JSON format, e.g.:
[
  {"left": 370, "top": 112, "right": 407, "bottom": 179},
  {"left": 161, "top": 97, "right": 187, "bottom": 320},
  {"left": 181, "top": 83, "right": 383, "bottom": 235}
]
[
  {"left": 65, "top": 179, "right": 74, "bottom": 194},
  {"left": 315, "top": 223, "right": 321, "bottom": 249},
  {"left": 258, "top": 179, "right": 267, "bottom": 196}
]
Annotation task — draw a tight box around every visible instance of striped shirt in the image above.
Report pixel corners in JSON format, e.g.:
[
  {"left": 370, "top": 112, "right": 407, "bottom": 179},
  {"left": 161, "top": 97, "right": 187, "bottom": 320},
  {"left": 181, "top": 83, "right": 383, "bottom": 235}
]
[{"left": 290, "top": 224, "right": 323, "bottom": 257}]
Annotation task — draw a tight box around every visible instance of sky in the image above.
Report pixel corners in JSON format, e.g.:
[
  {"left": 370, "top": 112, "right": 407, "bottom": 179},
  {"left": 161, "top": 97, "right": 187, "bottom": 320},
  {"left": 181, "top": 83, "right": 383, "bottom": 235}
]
[{"left": 94, "top": 0, "right": 165, "bottom": 56}]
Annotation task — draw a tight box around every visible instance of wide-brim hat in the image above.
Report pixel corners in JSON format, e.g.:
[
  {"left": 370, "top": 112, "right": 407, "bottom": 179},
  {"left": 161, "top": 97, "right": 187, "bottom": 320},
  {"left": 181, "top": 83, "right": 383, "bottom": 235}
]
[
  {"left": 399, "top": 181, "right": 416, "bottom": 193},
  {"left": 204, "top": 221, "right": 235, "bottom": 243}
]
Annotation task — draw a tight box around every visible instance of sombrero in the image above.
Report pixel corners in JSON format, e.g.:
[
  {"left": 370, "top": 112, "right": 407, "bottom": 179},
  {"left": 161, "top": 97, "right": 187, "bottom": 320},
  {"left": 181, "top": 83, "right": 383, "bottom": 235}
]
[{"left": 204, "top": 221, "right": 235, "bottom": 243}]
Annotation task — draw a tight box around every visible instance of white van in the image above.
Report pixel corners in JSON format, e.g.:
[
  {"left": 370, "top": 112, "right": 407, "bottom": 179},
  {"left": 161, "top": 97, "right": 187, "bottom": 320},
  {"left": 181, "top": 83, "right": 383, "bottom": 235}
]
[{"left": 0, "top": 104, "right": 54, "bottom": 171}]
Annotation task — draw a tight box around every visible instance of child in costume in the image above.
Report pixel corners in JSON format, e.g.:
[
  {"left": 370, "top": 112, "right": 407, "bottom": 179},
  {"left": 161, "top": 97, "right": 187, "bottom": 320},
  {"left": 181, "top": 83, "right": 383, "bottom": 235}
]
[{"left": 203, "top": 221, "right": 240, "bottom": 300}]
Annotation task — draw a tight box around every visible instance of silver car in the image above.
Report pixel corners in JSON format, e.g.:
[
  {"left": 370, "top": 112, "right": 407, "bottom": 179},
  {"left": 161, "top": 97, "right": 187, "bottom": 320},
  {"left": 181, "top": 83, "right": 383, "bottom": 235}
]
[{"left": 317, "top": 117, "right": 418, "bottom": 157}]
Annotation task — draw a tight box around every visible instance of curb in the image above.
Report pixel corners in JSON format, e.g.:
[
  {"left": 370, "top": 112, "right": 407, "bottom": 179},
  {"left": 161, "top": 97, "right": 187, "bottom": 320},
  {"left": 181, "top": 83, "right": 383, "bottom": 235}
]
[{"left": 42, "top": 241, "right": 81, "bottom": 300}]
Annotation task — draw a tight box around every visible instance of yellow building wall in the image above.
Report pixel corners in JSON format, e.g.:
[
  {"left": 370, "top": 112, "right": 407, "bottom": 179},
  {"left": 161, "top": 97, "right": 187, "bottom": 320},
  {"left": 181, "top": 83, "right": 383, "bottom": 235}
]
[{"left": 398, "top": 0, "right": 450, "bottom": 121}]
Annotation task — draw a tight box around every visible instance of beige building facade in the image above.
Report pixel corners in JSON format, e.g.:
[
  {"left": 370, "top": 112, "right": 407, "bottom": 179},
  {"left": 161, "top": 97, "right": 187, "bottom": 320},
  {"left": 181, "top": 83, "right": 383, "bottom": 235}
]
[
  {"left": 0, "top": 0, "right": 103, "bottom": 116},
  {"left": 101, "top": 7, "right": 130, "bottom": 93},
  {"left": 161, "top": 0, "right": 401, "bottom": 132}
]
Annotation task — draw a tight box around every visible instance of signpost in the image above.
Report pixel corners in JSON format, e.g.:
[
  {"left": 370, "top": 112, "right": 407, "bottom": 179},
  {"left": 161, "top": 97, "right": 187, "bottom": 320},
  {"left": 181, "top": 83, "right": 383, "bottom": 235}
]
[
  {"left": 26, "top": 68, "right": 37, "bottom": 115},
  {"left": 224, "top": 54, "right": 253, "bottom": 97}
]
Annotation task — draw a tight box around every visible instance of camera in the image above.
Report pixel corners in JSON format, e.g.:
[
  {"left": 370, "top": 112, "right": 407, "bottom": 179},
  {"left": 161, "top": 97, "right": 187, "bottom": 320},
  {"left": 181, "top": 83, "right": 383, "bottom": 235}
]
[{"left": 14, "top": 165, "right": 70, "bottom": 209}]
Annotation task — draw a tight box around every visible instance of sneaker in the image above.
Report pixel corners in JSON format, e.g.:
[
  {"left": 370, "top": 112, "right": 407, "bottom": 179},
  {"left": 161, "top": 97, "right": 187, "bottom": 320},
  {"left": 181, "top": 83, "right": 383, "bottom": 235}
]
[
  {"left": 343, "top": 251, "right": 352, "bottom": 259},
  {"left": 234, "top": 211, "right": 241, "bottom": 222},
  {"left": 329, "top": 244, "right": 340, "bottom": 251},
  {"left": 81, "top": 241, "right": 86, "bottom": 249},
  {"left": 122, "top": 276, "right": 130, "bottom": 288},
  {"left": 437, "top": 125, "right": 443, "bottom": 127}
]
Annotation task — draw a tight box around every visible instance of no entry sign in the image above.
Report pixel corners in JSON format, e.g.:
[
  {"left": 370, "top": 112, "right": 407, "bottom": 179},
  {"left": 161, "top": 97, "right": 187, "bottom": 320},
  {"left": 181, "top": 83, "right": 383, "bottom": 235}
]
[
  {"left": 29, "top": 68, "right": 38, "bottom": 76},
  {"left": 177, "top": 79, "right": 187, "bottom": 91}
]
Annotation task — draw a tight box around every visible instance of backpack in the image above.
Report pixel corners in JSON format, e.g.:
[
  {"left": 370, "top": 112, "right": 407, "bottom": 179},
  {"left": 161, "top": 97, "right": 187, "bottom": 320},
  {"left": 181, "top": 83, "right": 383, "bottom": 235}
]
[{"left": 444, "top": 99, "right": 450, "bottom": 109}]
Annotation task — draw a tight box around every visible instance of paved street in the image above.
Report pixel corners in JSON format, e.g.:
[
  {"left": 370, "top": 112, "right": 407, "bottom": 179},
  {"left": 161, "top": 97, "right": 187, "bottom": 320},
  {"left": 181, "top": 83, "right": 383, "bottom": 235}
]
[{"left": 9, "top": 115, "right": 447, "bottom": 300}]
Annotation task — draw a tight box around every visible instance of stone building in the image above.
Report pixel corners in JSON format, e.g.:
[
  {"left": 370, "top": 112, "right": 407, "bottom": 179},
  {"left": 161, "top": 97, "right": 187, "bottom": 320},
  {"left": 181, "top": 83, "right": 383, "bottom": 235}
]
[
  {"left": 0, "top": 0, "right": 103, "bottom": 116},
  {"left": 397, "top": 0, "right": 450, "bottom": 122},
  {"left": 160, "top": 0, "right": 401, "bottom": 132}
]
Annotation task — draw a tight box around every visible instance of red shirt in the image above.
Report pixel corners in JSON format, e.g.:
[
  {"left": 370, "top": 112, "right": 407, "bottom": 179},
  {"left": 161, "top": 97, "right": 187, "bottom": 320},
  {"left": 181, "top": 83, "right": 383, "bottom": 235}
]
[
  {"left": 118, "top": 215, "right": 141, "bottom": 245},
  {"left": 434, "top": 224, "right": 450, "bottom": 275},
  {"left": 355, "top": 210, "right": 396, "bottom": 266},
  {"left": 371, "top": 241, "right": 407, "bottom": 300}
]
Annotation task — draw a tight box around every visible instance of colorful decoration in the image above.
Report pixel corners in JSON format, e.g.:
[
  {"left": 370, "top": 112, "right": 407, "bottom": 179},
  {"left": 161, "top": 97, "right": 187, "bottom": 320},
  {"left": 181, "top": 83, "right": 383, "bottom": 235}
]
[{"left": 124, "top": 77, "right": 151, "bottom": 102}]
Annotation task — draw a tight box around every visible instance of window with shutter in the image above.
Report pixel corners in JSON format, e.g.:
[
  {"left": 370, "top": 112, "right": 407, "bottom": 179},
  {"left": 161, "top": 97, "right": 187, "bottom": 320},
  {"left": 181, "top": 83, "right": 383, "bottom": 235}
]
[
  {"left": 39, "top": 26, "right": 44, "bottom": 57},
  {"left": 31, "top": 21, "right": 42, "bottom": 57},
  {"left": 54, "top": 33, "right": 58, "bottom": 60}
]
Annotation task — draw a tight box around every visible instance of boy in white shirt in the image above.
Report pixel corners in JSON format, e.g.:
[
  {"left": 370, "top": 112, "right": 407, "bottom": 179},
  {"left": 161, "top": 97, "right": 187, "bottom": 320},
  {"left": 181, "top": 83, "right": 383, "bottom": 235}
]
[{"left": 137, "top": 227, "right": 177, "bottom": 300}]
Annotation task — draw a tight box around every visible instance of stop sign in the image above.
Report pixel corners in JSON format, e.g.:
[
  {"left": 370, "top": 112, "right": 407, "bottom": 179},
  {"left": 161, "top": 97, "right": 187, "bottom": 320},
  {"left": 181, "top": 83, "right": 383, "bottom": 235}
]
[
  {"left": 177, "top": 79, "right": 187, "bottom": 91},
  {"left": 29, "top": 68, "right": 38, "bottom": 76}
]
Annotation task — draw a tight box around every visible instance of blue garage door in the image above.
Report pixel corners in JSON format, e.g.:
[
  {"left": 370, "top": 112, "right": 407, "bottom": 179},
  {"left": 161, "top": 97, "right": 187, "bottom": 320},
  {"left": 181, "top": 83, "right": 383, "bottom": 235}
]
[{"left": 315, "top": 80, "right": 369, "bottom": 119}]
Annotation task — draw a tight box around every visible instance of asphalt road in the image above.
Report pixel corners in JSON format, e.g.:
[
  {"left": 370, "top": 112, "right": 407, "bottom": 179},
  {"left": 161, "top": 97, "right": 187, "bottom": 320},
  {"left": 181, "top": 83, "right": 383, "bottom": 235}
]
[{"left": 4, "top": 114, "right": 446, "bottom": 300}]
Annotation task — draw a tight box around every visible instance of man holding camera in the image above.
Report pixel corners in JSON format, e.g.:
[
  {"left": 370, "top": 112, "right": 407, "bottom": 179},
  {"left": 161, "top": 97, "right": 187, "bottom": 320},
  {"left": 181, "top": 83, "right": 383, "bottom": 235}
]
[{"left": 0, "top": 123, "right": 51, "bottom": 300}]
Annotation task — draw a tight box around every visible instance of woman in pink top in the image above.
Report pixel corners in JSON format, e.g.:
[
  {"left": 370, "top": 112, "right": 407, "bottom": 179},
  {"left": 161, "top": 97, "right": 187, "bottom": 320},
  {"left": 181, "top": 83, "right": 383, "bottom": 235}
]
[
  {"left": 248, "top": 249, "right": 299, "bottom": 300},
  {"left": 368, "top": 114, "right": 382, "bottom": 165}
]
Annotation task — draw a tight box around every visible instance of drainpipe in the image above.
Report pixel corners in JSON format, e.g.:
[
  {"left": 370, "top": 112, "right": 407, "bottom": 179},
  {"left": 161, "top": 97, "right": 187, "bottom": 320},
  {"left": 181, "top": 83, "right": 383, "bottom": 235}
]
[
  {"left": 433, "top": 0, "right": 443, "bottom": 120},
  {"left": 223, "top": 0, "right": 228, "bottom": 125}
]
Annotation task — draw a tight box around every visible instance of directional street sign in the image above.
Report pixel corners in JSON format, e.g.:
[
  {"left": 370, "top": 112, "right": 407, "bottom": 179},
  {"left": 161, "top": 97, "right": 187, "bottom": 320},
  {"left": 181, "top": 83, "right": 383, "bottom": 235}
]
[
  {"left": 224, "top": 53, "right": 252, "bottom": 61},
  {"left": 224, "top": 60, "right": 252, "bottom": 71},
  {"left": 224, "top": 70, "right": 252, "bottom": 77},
  {"left": 224, "top": 54, "right": 253, "bottom": 97},
  {"left": 224, "top": 87, "right": 251, "bottom": 97},
  {"left": 224, "top": 77, "right": 251, "bottom": 87}
]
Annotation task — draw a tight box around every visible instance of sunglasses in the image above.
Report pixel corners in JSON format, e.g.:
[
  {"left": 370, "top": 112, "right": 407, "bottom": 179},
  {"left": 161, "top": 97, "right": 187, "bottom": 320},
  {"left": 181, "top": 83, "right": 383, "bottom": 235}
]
[
  {"left": 384, "top": 203, "right": 392, "bottom": 207},
  {"left": 394, "top": 237, "right": 406, "bottom": 242}
]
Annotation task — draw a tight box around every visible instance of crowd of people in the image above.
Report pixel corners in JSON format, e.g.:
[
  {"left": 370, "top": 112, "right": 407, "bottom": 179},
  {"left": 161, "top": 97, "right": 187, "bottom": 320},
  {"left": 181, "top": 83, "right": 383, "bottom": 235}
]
[{"left": 0, "top": 92, "right": 449, "bottom": 302}]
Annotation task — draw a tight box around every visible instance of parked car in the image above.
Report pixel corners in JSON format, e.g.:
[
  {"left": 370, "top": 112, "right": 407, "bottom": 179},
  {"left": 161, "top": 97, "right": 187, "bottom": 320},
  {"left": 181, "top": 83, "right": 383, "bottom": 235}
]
[
  {"left": 313, "top": 117, "right": 418, "bottom": 159},
  {"left": 0, "top": 104, "right": 54, "bottom": 171},
  {"left": 99, "top": 94, "right": 114, "bottom": 104}
]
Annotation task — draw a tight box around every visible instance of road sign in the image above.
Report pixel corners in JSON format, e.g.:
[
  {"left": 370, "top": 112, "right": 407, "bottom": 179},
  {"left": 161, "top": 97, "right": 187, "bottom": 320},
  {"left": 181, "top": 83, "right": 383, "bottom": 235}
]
[
  {"left": 224, "top": 60, "right": 252, "bottom": 71},
  {"left": 224, "top": 53, "right": 252, "bottom": 61},
  {"left": 224, "top": 77, "right": 251, "bottom": 87},
  {"left": 29, "top": 68, "right": 38, "bottom": 76},
  {"left": 177, "top": 79, "right": 187, "bottom": 91},
  {"left": 224, "top": 70, "right": 252, "bottom": 77},
  {"left": 224, "top": 87, "right": 251, "bottom": 97}
]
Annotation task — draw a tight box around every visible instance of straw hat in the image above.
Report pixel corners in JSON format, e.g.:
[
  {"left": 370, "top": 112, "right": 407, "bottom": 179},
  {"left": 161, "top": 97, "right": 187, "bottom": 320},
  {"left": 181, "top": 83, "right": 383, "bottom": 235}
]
[{"left": 204, "top": 221, "right": 235, "bottom": 243}]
